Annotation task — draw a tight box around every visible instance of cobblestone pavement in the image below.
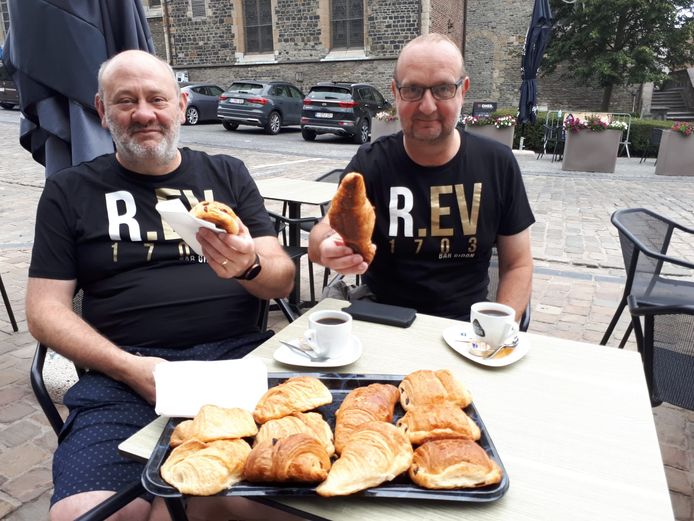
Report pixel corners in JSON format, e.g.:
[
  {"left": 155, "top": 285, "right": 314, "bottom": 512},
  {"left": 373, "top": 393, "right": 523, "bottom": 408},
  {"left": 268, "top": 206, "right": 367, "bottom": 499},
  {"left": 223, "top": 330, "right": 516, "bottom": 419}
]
[{"left": 0, "top": 119, "right": 693, "bottom": 520}]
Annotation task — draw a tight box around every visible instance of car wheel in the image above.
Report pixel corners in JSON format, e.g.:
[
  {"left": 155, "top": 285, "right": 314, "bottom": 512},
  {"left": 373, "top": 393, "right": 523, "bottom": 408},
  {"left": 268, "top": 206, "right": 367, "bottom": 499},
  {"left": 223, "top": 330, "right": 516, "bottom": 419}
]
[
  {"left": 185, "top": 106, "right": 200, "bottom": 125},
  {"left": 264, "top": 111, "right": 282, "bottom": 135},
  {"left": 222, "top": 121, "right": 239, "bottom": 131},
  {"left": 0, "top": 103, "right": 14, "bottom": 110},
  {"left": 353, "top": 118, "right": 370, "bottom": 144},
  {"left": 301, "top": 128, "right": 317, "bottom": 141}
]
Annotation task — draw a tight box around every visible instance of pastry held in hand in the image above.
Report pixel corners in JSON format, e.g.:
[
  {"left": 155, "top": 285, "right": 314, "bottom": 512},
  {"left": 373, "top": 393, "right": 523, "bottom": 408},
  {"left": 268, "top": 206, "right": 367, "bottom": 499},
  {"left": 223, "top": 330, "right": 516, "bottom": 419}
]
[
  {"left": 169, "top": 405, "right": 258, "bottom": 447},
  {"left": 328, "top": 172, "right": 376, "bottom": 263},
  {"left": 398, "top": 369, "right": 473, "bottom": 411},
  {"left": 409, "top": 438, "right": 502, "bottom": 489},
  {"left": 244, "top": 433, "right": 331, "bottom": 483},
  {"left": 316, "top": 421, "right": 413, "bottom": 497},
  {"left": 334, "top": 383, "right": 400, "bottom": 454},
  {"left": 254, "top": 412, "right": 335, "bottom": 456},
  {"left": 253, "top": 376, "right": 333, "bottom": 424},
  {"left": 396, "top": 403, "right": 481, "bottom": 445},
  {"left": 190, "top": 200, "right": 240, "bottom": 234},
  {"left": 161, "top": 438, "right": 251, "bottom": 495}
]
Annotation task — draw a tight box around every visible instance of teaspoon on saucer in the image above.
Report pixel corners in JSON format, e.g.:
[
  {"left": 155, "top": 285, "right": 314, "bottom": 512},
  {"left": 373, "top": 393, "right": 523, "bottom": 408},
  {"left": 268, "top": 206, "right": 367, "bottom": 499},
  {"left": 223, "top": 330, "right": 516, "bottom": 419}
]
[{"left": 278, "top": 340, "right": 330, "bottom": 362}]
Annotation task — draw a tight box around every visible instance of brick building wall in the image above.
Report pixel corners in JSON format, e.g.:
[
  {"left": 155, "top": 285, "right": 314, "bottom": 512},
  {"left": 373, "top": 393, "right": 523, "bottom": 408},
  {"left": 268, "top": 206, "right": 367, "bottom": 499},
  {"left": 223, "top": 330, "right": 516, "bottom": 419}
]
[{"left": 428, "top": 0, "right": 465, "bottom": 49}]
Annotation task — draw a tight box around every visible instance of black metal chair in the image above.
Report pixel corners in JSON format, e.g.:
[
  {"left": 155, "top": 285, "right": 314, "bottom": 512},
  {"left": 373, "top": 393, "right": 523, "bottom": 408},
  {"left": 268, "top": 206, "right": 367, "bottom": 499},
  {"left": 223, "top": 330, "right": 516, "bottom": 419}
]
[
  {"left": 639, "top": 128, "right": 662, "bottom": 164},
  {"left": 628, "top": 296, "right": 694, "bottom": 410},
  {"left": 536, "top": 111, "right": 565, "bottom": 162},
  {"left": 0, "top": 272, "right": 18, "bottom": 332},
  {"left": 601, "top": 208, "right": 694, "bottom": 348}
]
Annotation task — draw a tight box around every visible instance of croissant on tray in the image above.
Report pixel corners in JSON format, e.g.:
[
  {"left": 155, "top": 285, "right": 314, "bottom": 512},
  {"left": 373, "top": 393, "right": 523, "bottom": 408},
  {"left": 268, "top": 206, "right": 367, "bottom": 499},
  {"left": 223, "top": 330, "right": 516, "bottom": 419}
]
[
  {"left": 328, "top": 172, "right": 376, "bottom": 263},
  {"left": 161, "top": 438, "right": 251, "bottom": 496},
  {"left": 409, "top": 438, "right": 502, "bottom": 489},
  {"left": 316, "top": 421, "right": 413, "bottom": 497},
  {"left": 169, "top": 404, "right": 258, "bottom": 447},
  {"left": 334, "top": 383, "right": 400, "bottom": 454},
  {"left": 253, "top": 376, "right": 333, "bottom": 424},
  {"left": 398, "top": 369, "right": 473, "bottom": 411},
  {"left": 244, "top": 433, "right": 331, "bottom": 483},
  {"left": 254, "top": 411, "right": 335, "bottom": 457},
  {"left": 396, "top": 403, "right": 481, "bottom": 445}
]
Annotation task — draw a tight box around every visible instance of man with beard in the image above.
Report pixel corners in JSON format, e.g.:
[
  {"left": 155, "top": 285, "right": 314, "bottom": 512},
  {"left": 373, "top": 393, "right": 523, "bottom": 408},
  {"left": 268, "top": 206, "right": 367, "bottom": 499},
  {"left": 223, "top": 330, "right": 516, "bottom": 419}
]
[
  {"left": 309, "top": 34, "right": 534, "bottom": 321},
  {"left": 26, "top": 50, "right": 295, "bottom": 520}
]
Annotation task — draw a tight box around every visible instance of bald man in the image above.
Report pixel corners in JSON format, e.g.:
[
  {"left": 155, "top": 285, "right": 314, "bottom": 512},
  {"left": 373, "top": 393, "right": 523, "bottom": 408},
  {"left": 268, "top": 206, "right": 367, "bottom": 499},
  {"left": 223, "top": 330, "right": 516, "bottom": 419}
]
[
  {"left": 26, "top": 50, "right": 294, "bottom": 520},
  {"left": 309, "top": 34, "right": 534, "bottom": 321}
]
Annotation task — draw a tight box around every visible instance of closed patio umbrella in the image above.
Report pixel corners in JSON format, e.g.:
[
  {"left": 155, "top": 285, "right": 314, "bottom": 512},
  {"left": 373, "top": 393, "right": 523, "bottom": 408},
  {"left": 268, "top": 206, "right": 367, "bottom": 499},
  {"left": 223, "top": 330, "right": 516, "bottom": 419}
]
[
  {"left": 3, "top": 0, "right": 155, "bottom": 176},
  {"left": 517, "top": 0, "right": 553, "bottom": 124}
]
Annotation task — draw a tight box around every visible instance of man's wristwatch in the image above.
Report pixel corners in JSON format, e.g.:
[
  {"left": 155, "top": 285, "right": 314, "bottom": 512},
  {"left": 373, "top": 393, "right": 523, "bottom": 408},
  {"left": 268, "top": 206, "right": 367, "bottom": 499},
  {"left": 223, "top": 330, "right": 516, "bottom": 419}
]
[{"left": 234, "top": 253, "right": 262, "bottom": 281}]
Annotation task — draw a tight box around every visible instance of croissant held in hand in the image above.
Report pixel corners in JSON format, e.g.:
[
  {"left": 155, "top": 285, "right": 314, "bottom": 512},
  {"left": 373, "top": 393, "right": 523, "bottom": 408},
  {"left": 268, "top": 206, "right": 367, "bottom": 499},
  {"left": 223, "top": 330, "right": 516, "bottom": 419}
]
[
  {"left": 328, "top": 172, "right": 376, "bottom": 263},
  {"left": 244, "top": 433, "right": 331, "bottom": 483},
  {"left": 316, "top": 421, "right": 413, "bottom": 497}
]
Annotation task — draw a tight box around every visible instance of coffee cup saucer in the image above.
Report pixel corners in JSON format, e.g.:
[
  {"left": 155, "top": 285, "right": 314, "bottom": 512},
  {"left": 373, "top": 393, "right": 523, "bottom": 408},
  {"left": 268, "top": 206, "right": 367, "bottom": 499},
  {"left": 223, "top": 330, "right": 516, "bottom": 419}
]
[
  {"left": 442, "top": 323, "right": 529, "bottom": 368},
  {"left": 273, "top": 336, "right": 362, "bottom": 368}
]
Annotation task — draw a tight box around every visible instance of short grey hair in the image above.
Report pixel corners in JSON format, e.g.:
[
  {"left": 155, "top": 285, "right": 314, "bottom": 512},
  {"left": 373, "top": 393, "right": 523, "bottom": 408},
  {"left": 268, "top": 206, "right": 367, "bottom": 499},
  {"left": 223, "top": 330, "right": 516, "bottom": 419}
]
[
  {"left": 97, "top": 50, "right": 180, "bottom": 100},
  {"left": 393, "top": 33, "right": 467, "bottom": 82}
]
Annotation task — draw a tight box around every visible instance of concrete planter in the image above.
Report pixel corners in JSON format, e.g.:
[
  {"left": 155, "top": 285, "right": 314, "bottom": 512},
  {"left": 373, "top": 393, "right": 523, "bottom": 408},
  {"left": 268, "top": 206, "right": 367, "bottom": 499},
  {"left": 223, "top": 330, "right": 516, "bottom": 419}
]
[
  {"left": 370, "top": 118, "right": 401, "bottom": 141},
  {"left": 562, "top": 129, "right": 621, "bottom": 173},
  {"left": 655, "top": 130, "right": 694, "bottom": 176},
  {"left": 464, "top": 125, "right": 515, "bottom": 148}
]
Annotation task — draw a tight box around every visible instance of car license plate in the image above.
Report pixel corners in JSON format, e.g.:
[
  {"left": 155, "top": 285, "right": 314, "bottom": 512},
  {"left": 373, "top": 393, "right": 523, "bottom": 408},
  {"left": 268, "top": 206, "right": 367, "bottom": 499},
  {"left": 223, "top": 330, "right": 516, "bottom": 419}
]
[
  {"left": 228, "top": 98, "right": 244, "bottom": 104},
  {"left": 315, "top": 112, "right": 333, "bottom": 118}
]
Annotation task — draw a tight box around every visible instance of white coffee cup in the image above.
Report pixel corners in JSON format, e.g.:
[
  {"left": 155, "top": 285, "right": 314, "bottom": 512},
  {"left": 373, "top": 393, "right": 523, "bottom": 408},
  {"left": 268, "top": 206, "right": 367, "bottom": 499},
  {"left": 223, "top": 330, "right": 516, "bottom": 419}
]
[
  {"left": 470, "top": 302, "right": 519, "bottom": 350},
  {"left": 304, "top": 310, "right": 353, "bottom": 358}
]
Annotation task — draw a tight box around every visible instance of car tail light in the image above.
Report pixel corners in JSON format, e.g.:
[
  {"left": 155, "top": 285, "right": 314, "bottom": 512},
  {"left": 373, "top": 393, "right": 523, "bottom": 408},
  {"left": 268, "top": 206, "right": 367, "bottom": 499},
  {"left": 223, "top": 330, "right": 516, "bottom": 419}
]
[
  {"left": 301, "top": 117, "right": 309, "bottom": 124},
  {"left": 303, "top": 99, "right": 313, "bottom": 106},
  {"left": 338, "top": 101, "right": 358, "bottom": 108},
  {"left": 219, "top": 95, "right": 228, "bottom": 101},
  {"left": 247, "top": 97, "right": 268, "bottom": 105}
]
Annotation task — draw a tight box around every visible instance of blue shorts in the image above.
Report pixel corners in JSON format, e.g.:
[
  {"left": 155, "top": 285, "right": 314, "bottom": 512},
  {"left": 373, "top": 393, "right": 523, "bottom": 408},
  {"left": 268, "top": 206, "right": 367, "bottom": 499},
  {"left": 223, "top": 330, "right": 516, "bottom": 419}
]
[{"left": 51, "top": 331, "right": 272, "bottom": 506}]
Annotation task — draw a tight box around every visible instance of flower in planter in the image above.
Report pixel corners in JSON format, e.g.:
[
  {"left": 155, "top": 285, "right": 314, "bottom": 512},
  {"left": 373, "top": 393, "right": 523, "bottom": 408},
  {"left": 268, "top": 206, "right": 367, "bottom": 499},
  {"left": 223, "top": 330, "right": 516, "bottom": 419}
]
[
  {"left": 374, "top": 107, "right": 399, "bottom": 122},
  {"left": 564, "top": 114, "right": 627, "bottom": 133},
  {"left": 672, "top": 121, "right": 694, "bottom": 137},
  {"left": 462, "top": 115, "right": 517, "bottom": 129}
]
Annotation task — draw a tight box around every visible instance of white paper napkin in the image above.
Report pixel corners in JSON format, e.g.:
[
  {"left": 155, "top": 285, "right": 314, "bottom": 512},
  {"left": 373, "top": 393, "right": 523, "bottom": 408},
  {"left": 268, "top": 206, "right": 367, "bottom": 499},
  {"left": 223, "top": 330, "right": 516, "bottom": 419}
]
[
  {"left": 155, "top": 198, "right": 224, "bottom": 256},
  {"left": 154, "top": 357, "right": 268, "bottom": 418}
]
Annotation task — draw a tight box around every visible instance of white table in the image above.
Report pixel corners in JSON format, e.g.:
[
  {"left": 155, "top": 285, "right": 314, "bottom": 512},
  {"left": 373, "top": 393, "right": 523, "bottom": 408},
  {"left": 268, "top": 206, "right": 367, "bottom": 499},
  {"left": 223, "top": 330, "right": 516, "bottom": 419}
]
[{"left": 122, "top": 298, "right": 674, "bottom": 520}]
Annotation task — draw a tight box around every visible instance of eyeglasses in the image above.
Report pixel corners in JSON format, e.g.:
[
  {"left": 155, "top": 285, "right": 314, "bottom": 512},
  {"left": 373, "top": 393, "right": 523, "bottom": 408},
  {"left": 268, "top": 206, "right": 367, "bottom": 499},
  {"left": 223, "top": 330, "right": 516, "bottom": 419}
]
[{"left": 395, "top": 79, "right": 465, "bottom": 102}]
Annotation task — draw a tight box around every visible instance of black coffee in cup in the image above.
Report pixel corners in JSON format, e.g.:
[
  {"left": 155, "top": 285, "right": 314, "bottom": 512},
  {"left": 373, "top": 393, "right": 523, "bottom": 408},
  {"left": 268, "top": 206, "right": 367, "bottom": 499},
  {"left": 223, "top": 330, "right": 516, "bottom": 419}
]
[
  {"left": 316, "top": 318, "right": 347, "bottom": 325},
  {"left": 478, "top": 308, "right": 512, "bottom": 317}
]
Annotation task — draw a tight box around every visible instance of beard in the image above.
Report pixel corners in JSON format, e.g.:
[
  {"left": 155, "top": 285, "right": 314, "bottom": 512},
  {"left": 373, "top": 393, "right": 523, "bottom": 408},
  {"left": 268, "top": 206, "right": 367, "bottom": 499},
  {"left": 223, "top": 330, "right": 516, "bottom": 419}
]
[
  {"left": 105, "top": 112, "right": 180, "bottom": 168},
  {"left": 402, "top": 117, "right": 457, "bottom": 145}
]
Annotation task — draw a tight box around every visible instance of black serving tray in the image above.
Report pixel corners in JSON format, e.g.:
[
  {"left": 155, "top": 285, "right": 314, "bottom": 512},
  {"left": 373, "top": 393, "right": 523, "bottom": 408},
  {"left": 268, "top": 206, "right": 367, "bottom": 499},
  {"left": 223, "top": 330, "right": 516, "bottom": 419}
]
[{"left": 142, "top": 372, "right": 509, "bottom": 502}]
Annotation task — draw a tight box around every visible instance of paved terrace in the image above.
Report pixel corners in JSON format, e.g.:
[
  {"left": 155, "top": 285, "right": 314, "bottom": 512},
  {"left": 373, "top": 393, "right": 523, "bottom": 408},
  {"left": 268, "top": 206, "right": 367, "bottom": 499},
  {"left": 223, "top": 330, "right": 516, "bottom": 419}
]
[{"left": 0, "top": 121, "right": 693, "bottom": 520}]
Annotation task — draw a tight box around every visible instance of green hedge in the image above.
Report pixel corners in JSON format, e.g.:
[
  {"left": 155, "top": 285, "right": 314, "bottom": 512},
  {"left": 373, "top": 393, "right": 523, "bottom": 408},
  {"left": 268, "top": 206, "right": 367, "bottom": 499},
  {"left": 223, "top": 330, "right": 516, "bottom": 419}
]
[{"left": 488, "top": 108, "right": 681, "bottom": 157}]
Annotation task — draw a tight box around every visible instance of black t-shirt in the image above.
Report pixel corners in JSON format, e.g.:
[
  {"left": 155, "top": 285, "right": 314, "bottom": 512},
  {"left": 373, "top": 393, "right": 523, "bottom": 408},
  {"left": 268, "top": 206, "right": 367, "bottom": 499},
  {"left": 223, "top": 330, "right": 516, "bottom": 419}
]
[
  {"left": 29, "top": 148, "right": 276, "bottom": 348},
  {"left": 344, "top": 130, "right": 535, "bottom": 319}
]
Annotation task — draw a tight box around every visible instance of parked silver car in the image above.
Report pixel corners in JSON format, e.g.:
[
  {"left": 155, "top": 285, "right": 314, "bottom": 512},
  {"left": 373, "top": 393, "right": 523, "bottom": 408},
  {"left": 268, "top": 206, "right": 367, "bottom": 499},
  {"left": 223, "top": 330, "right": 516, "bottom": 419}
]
[
  {"left": 217, "top": 80, "right": 305, "bottom": 135},
  {"left": 180, "top": 83, "right": 225, "bottom": 125}
]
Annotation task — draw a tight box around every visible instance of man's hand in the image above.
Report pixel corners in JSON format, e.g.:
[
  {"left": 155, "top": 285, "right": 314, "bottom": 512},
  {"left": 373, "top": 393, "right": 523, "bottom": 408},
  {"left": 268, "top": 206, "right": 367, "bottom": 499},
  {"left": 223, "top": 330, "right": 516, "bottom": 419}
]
[
  {"left": 119, "top": 354, "right": 167, "bottom": 405},
  {"left": 196, "top": 223, "right": 256, "bottom": 279},
  {"left": 317, "top": 233, "right": 370, "bottom": 275}
]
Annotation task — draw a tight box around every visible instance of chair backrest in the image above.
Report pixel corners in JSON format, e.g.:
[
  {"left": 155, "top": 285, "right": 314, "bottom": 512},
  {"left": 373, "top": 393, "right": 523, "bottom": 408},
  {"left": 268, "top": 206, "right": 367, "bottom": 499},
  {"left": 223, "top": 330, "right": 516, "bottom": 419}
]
[
  {"left": 316, "top": 168, "right": 343, "bottom": 183},
  {"left": 650, "top": 127, "right": 663, "bottom": 146},
  {"left": 629, "top": 298, "right": 694, "bottom": 410},
  {"left": 611, "top": 208, "right": 677, "bottom": 295}
]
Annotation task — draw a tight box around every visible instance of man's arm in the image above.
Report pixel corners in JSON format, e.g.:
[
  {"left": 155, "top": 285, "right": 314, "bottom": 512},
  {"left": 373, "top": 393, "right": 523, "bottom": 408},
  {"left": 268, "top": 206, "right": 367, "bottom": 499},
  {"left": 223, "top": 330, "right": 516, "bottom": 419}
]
[
  {"left": 308, "top": 214, "right": 369, "bottom": 275},
  {"left": 197, "top": 226, "right": 295, "bottom": 299},
  {"left": 495, "top": 228, "right": 533, "bottom": 322},
  {"left": 26, "top": 278, "right": 164, "bottom": 403}
]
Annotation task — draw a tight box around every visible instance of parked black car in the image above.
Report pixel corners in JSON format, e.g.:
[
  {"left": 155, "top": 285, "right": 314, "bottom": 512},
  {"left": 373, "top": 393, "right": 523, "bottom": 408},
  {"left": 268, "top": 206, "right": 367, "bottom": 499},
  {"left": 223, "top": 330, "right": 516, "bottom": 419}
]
[
  {"left": 180, "top": 83, "right": 225, "bottom": 125},
  {"left": 0, "top": 62, "right": 19, "bottom": 110},
  {"left": 300, "top": 82, "right": 391, "bottom": 144},
  {"left": 217, "top": 80, "right": 305, "bottom": 135}
]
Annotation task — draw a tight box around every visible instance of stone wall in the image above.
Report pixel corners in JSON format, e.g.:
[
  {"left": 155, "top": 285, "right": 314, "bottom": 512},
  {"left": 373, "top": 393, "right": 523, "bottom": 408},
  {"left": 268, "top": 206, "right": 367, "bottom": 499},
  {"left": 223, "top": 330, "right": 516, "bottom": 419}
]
[
  {"left": 428, "top": 0, "right": 465, "bottom": 48},
  {"left": 367, "top": 0, "right": 419, "bottom": 56},
  {"left": 147, "top": 16, "right": 167, "bottom": 60}
]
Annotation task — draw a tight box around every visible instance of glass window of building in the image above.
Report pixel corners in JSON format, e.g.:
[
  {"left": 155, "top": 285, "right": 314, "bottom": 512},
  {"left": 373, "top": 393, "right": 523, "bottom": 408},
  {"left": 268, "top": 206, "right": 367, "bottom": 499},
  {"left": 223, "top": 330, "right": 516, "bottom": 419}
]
[
  {"left": 244, "top": 0, "right": 273, "bottom": 53},
  {"left": 331, "top": 0, "right": 363, "bottom": 49}
]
